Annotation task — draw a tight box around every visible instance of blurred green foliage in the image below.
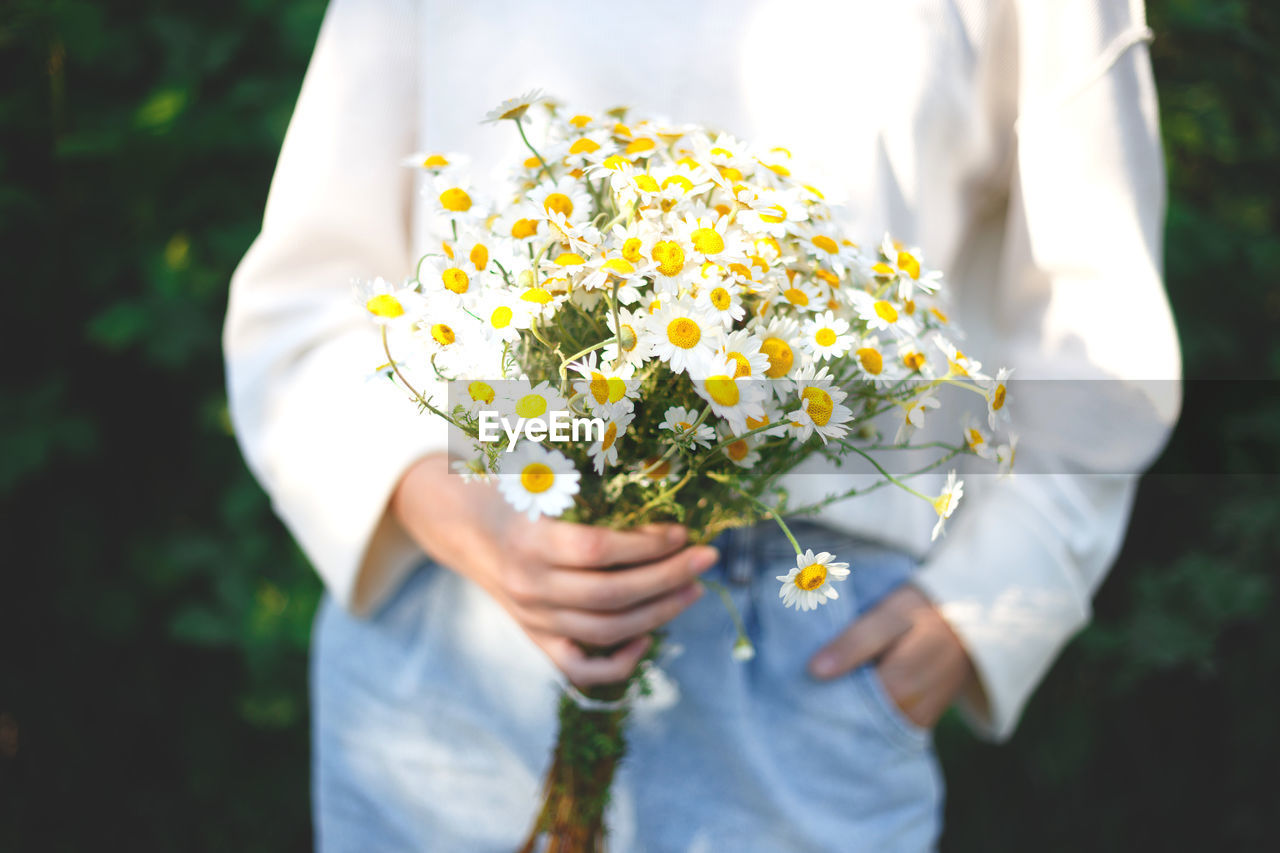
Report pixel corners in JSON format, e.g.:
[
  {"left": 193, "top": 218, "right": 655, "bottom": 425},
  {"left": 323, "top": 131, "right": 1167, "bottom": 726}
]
[{"left": 0, "top": 1, "right": 1276, "bottom": 850}]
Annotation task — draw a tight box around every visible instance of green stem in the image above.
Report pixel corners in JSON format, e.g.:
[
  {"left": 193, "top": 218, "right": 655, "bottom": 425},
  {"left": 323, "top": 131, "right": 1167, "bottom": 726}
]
[
  {"left": 515, "top": 119, "right": 553, "bottom": 183},
  {"left": 735, "top": 488, "right": 802, "bottom": 556}
]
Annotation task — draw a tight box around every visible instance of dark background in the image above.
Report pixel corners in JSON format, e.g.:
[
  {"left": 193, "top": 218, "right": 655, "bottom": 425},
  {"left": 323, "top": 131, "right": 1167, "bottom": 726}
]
[{"left": 1, "top": 1, "right": 1277, "bottom": 849}]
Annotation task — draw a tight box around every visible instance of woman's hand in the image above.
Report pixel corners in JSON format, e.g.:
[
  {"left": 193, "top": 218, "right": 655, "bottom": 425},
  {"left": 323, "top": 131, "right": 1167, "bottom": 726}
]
[
  {"left": 390, "top": 454, "right": 719, "bottom": 686},
  {"left": 808, "top": 586, "right": 979, "bottom": 729}
]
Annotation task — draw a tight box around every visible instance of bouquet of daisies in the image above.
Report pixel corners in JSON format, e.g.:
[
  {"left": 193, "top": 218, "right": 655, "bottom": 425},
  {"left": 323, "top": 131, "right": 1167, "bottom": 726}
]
[{"left": 358, "top": 90, "right": 1016, "bottom": 851}]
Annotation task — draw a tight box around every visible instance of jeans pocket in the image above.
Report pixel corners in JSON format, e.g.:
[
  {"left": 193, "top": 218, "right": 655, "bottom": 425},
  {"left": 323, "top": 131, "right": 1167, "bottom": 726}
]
[{"left": 854, "top": 663, "right": 931, "bottom": 750}]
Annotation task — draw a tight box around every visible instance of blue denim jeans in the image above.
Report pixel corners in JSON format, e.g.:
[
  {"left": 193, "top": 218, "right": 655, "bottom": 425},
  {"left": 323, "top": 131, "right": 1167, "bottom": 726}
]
[{"left": 311, "top": 521, "right": 944, "bottom": 851}]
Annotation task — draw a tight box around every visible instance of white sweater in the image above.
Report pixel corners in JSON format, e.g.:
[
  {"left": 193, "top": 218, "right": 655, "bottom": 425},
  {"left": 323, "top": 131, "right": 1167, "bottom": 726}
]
[{"left": 224, "top": 0, "right": 1181, "bottom": 740}]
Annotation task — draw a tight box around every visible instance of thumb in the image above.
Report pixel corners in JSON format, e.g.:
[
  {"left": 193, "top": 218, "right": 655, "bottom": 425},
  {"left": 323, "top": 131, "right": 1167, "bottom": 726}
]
[{"left": 809, "top": 603, "right": 911, "bottom": 679}]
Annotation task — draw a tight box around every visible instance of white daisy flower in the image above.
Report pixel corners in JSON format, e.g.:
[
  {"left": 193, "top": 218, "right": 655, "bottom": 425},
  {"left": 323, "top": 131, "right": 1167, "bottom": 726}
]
[
  {"left": 529, "top": 176, "right": 592, "bottom": 226},
  {"left": 496, "top": 444, "right": 580, "bottom": 520},
  {"left": 717, "top": 425, "right": 761, "bottom": 469},
  {"left": 981, "top": 367, "right": 1013, "bottom": 429},
  {"left": 695, "top": 277, "right": 746, "bottom": 325},
  {"left": 478, "top": 291, "right": 533, "bottom": 344},
  {"left": 493, "top": 380, "right": 570, "bottom": 433},
  {"left": 850, "top": 289, "right": 917, "bottom": 337},
  {"left": 872, "top": 234, "right": 943, "bottom": 301},
  {"left": 588, "top": 409, "right": 634, "bottom": 475},
  {"left": 800, "top": 310, "right": 855, "bottom": 361},
  {"left": 570, "top": 352, "right": 638, "bottom": 418},
  {"left": 659, "top": 405, "right": 715, "bottom": 448},
  {"left": 561, "top": 129, "right": 615, "bottom": 170},
  {"left": 756, "top": 315, "right": 803, "bottom": 382},
  {"left": 647, "top": 235, "right": 697, "bottom": 294},
  {"left": 638, "top": 454, "right": 682, "bottom": 484},
  {"left": 895, "top": 392, "right": 942, "bottom": 444},
  {"left": 420, "top": 255, "right": 482, "bottom": 309},
  {"left": 776, "top": 549, "right": 850, "bottom": 611},
  {"left": 354, "top": 276, "right": 424, "bottom": 327},
  {"left": 717, "top": 328, "right": 771, "bottom": 380},
  {"left": 603, "top": 306, "right": 653, "bottom": 370},
  {"left": 776, "top": 275, "right": 824, "bottom": 313},
  {"left": 931, "top": 470, "right": 964, "bottom": 540},
  {"left": 962, "top": 416, "right": 995, "bottom": 459},
  {"left": 482, "top": 89, "right": 545, "bottom": 124},
  {"left": 788, "top": 365, "right": 854, "bottom": 444},
  {"left": 400, "top": 151, "right": 463, "bottom": 172},
  {"left": 690, "top": 355, "right": 767, "bottom": 434},
  {"left": 647, "top": 297, "right": 723, "bottom": 375},
  {"left": 851, "top": 337, "right": 905, "bottom": 387},
  {"left": 995, "top": 434, "right": 1019, "bottom": 476}
]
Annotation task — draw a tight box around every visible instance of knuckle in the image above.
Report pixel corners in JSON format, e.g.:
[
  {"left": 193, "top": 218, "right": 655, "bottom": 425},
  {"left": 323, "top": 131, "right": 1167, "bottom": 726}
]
[{"left": 574, "top": 527, "right": 609, "bottom": 565}]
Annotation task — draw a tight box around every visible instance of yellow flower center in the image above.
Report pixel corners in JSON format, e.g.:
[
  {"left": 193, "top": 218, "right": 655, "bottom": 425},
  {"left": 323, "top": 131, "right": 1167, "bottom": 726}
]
[
  {"left": 710, "top": 287, "right": 732, "bottom": 310},
  {"left": 718, "top": 165, "right": 742, "bottom": 182},
  {"left": 746, "top": 414, "right": 770, "bottom": 430},
  {"left": 422, "top": 154, "right": 449, "bottom": 168},
  {"left": 510, "top": 218, "right": 538, "bottom": 239},
  {"left": 992, "top": 383, "right": 1007, "bottom": 410},
  {"left": 871, "top": 261, "right": 895, "bottom": 276},
  {"left": 439, "top": 188, "right": 471, "bottom": 212},
  {"left": 725, "top": 351, "right": 752, "bottom": 378},
  {"left": 705, "top": 375, "right": 740, "bottom": 407},
  {"left": 365, "top": 294, "right": 404, "bottom": 318},
  {"left": 815, "top": 269, "right": 839, "bottom": 286},
  {"left": 430, "top": 323, "right": 455, "bottom": 345},
  {"left": 666, "top": 317, "right": 701, "bottom": 349},
  {"left": 903, "top": 351, "right": 926, "bottom": 371},
  {"left": 603, "top": 154, "right": 631, "bottom": 171},
  {"left": 625, "top": 137, "right": 656, "bottom": 155},
  {"left": 759, "top": 204, "right": 787, "bottom": 224},
  {"left": 634, "top": 174, "right": 659, "bottom": 193},
  {"left": 468, "top": 381, "right": 495, "bottom": 404},
  {"left": 691, "top": 227, "right": 725, "bottom": 255},
  {"left": 490, "top": 305, "right": 513, "bottom": 328},
  {"left": 857, "top": 347, "right": 883, "bottom": 375},
  {"left": 600, "top": 422, "right": 618, "bottom": 452},
  {"left": 516, "top": 394, "right": 548, "bottom": 419},
  {"left": 873, "top": 300, "right": 899, "bottom": 324},
  {"left": 761, "top": 337, "right": 794, "bottom": 378},
  {"left": 966, "top": 428, "right": 985, "bottom": 450},
  {"left": 520, "top": 463, "right": 555, "bottom": 494},
  {"left": 568, "top": 137, "right": 600, "bottom": 155},
  {"left": 521, "top": 288, "right": 553, "bottom": 304},
  {"left": 801, "top": 387, "right": 834, "bottom": 426},
  {"left": 555, "top": 252, "right": 585, "bottom": 266},
  {"left": 662, "top": 175, "right": 694, "bottom": 192},
  {"left": 442, "top": 268, "right": 469, "bottom": 294},
  {"left": 812, "top": 235, "right": 839, "bottom": 254},
  {"left": 815, "top": 328, "right": 837, "bottom": 347},
  {"left": 543, "top": 193, "right": 574, "bottom": 218},
  {"left": 897, "top": 250, "right": 920, "bottom": 279},
  {"left": 727, "top": 439, "right": 750, "bottom": 462},
  {"left": 652, "top": 241, "right": 686, "bottom": 276},
  {"left": 569, "top": 114, "right": 592, "bottom": 128},
  {"left": 795, "top": 562, "right": 828, "bottom": 591},
  {"left": 602, "top": 257, "right": 635, "bottom": 275},
  {"left": 622, "top": 238, "right": 643, "bottom": 263},
  {"left": 930, "top": 306, "right": 949, "bottom": 324},
  {"left": 783, "top": 287, "right": 810, "bottom": 307},
  {"left": 469, "top": 244, "right": 489, "bottom": 270}
]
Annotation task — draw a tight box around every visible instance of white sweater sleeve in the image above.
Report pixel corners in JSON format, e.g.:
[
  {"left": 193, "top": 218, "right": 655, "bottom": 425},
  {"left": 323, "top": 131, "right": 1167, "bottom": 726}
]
[
  {"left": 223, "top": 0, "right": 442, "bottom": 616},
  {"left": 911, "top": 0, "right": 1182, "bottom": 740}
]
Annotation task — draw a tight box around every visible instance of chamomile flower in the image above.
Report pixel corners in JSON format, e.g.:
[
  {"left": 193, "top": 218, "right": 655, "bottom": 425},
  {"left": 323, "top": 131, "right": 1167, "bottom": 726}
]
[
  {"left": 562, "top": 130, "right": 614, "bottom": 170},
  {"left": 588, "top": 409, "right": 634, "bottom": 475},
  {"left": 930, "top": 471, "right": 964, "bottom": 540},
  {"left": 401, "top": 151, "right": 462, "bottom": 172},
  {"left": 933, "top": 335, "right": 989, "bottom": 380},
  {"left": 355, "top": 276, "right": 423, "bottom": 327},
  {"left": 982, "top": 367, "right": 1013, "bottom": 429},
  {"left": 529, "top": 176, "right": 592, "bottom": 226},
  {"left": 873, "top": 234, "right": 943, "bottom": 301},
  {"left": 776, "top": 274, "right": 824, "bottom": 313},
  {"left": 718, "top": 328, "right": 771, "bottom": 380},
  {"left": 647, "top": 235, "right": 696, "bottom": 293},
  {"left": 459, "top": 379, "right": 499, "bottom": 414},
  {"left": 788, "top": 365, "right": 855, "bottom": 444},
  {"left": 647, "top": 297, "right": 723, "bottom": 375},
  {"left": 570, "top": 352, "right": 638, "bottom": 418},
  {"left": 691, "top": 354, "right": 767, "bottom": 434},
  {"left": 659, "top": 406, "right": 715, "bottom": 448},
  {"left": 895, "top": 392, "right": 941, "bottom": 444},
  {"left": 995, "top": 434, "right": 1019, "bottom": 476},
  {"left": 478, "top": 291, "right": 533, "bottom": 344},
  {"left": 800, "top": 310, "right": 855, "bottom": 361},
  {"left": 494, "top": 380, "right": 570, "bottom": 430},
  {"left": 696, "top": 277, "right": 746, "bottom": 325},
  {"left": 603, "top": 306, "right": 653, "bottom": 369},
  {"left": 717, "top": 425, "right": 761, "bottom": 469},
  {"left": 756, "top": 315, "right": 803, "bottom": 383},
  {"left": 776, "top": 549, "right": 850, "bottom": 611},
  {"left": 447, "top": 226, "right": 498, "bottom": 274},
  {"left": 431, "top": 173, "right": 484, "bottom": 220},
  {"left": 493, "top": 202, "right": 543, "bottom": 244},
  {"left": 638, "top": 454, "right": 682, "bottom": 484},
  {"left": 679, "top": 213, "right": 742, "bottom": 265},
  {"left": 579, "top": 254, "right": 651, "bottom": 304},
  {"left": 496, "top": 444, "right": 580, "bottom": 521},
  {"left": 420, "top": 255, "right": 481, "bottom": 309},
  {"left": 738, "top": 187, "right": 809, "bottom": 237},
  {"left": 850, "top": 289, "right": 916, "bottom": 337},
  {"left": 482, "top": 89, "right": 545, "bottom": 124},
  {"left": 851, "top": 337, "right": 904, "bottom": 386},
  {"left": 961, "top": 417, "right": 995, "bottom": 459}
]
